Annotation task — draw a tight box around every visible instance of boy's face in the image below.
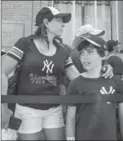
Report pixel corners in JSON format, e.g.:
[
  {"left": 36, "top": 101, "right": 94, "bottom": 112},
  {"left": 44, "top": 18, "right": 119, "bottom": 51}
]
[{"left": 80, "top": 44, "right": 104, "bottom": 71}]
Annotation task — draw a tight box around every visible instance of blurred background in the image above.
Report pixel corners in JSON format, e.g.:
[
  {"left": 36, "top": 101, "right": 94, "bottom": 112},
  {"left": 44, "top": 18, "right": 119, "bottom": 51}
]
[{"left": 1, "top": 1, "right": 123, "bottom": 56}]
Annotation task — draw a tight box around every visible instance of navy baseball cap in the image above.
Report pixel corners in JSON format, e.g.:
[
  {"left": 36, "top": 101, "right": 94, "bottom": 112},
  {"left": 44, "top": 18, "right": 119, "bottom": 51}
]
[
  {"left": 35, "top": 6, "right": 71, "bottom": 26},
  {"left": 76, "top": 35, "right": 107, "bottom": 51},
  {"left": 106, "top": 40, "right": 121, "bottom": 51}
]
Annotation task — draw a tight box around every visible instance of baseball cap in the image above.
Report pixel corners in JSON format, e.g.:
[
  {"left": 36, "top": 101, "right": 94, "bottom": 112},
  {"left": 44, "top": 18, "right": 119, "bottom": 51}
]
[
  {"left": 75, "top": 24, "right": 105, "bottom": 37},
  {"left": 73, "top": 24, "right": 105, "bottom": 49},
  {"left": 35, "top": 6, "right": 71, "bottom": 26},
  {"left": 106, "top": 40, "right": 121, "bottom": 51},
  {"left": 76, "top": 35, "right": 107, "bottom": 51}
]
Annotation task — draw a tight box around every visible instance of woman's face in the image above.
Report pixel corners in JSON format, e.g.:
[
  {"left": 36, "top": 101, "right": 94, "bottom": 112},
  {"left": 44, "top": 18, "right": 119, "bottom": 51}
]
[
  {"left": 47, "top": 17, "right": 65, "bottom": 37},
  {"left": 80, "top": 45, "right": 104, "bottom": 71}
]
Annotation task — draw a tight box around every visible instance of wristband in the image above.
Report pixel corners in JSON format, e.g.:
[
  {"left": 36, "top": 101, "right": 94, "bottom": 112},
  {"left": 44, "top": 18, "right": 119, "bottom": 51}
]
[{"left": 66, "top": 137, "right": 75, "bottom": 140}]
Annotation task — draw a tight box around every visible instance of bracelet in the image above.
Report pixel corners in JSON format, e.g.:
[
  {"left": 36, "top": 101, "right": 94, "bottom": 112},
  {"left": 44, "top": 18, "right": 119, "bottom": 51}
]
[{"left": 66, "top": 137, "right": 75, "bottom": 140}]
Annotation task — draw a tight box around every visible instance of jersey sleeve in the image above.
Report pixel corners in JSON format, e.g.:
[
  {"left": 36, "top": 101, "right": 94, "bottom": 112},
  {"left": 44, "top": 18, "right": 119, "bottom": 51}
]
[
  {"left": 113, "top": 76, "right": 123, "bottom": 93},
  {"left": 67, "top": 79, "right": 78, "bottom": 106},
  {"left": 64, "top": 45, "right": 73, "bottom": 68},
  {"left": 7, "top": 37, "right": 28, "bottom": 61}
]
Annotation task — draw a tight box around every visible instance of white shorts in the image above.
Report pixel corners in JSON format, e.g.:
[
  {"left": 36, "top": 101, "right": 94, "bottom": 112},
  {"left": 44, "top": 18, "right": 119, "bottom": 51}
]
[{"left": 14, "top": 104, "right": 65, "bottom": 134}]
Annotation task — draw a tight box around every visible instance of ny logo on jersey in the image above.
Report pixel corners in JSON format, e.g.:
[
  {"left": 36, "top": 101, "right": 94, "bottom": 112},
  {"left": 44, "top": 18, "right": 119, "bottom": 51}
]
[
  {"left": 100, "top": 86, "right": 116, "bottom": 104},
  {"left": 100, "top": 86, "right": 115, "bottom": 95},
  {"left": 42, "top": 60, "right": 54, "bottom": 74}
]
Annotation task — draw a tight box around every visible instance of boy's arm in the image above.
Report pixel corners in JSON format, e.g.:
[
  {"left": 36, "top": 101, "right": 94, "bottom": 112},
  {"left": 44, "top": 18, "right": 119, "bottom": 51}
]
[
  {"left": 66, "top": 106, "right": 76, "bottom": 140},
  {"left": 66, "top": 79, "right": 78, "bottom": 140},
  {"left": 118, "top": 103, "right": 123, "bottom": 139}
]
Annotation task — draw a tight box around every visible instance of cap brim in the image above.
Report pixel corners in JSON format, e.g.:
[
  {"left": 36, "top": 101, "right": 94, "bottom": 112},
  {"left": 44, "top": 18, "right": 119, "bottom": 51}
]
[
  {"left": 90, "top": 29, "right": 105, "bottom": 36},
  {"left": 55, "top": 13, "right": 71, "bottom": 23},
  {"left": 74, "top": 36, "right": 102, "bottom": 51}
]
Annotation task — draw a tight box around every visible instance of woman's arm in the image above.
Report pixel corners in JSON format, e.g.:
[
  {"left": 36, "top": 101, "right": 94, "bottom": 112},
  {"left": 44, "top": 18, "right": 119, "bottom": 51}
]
[
  {"left": 65, "top": 64, "right": 113, "bottom": 80},
  {"left": 66, "top": 106, "right": 76, "bottom": 140},
  {"left": 2, "top": 55, "right": 19, "bottom": 129},
  {"left": 65, "top": 65, "right": 79, "bottom": 80},
  {"left": 2, "top": 37, "right": 28, "bottom": 128},
  {"left": 2, "top": 55, "right": 18, "bottom": 95}
]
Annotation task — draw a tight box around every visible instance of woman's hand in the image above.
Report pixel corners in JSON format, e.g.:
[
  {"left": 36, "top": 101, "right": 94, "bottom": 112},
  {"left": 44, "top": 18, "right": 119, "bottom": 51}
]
[
  {"left": 102, "top": 64, "right": 113, "bottom": 79},
  {"left": 2, "top": 104, "right": 13, "bottom": 129}
]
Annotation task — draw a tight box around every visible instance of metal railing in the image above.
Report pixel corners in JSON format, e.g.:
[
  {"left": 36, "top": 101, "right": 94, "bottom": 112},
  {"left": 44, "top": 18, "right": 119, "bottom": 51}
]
[{"left": 2, "top": 94, "right": 123, "bottom": 104}]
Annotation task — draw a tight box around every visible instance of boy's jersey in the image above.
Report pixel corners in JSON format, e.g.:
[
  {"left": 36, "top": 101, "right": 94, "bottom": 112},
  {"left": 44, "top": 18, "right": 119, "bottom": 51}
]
[
  {"left": 67, "top": 75, "right": 123, "bottom": 140},
  {"left": 7, "top": 37, "right": 73, "bottom": 109},
  {"left": 107, "top": 54, "right": 123, "bottom": 75}
]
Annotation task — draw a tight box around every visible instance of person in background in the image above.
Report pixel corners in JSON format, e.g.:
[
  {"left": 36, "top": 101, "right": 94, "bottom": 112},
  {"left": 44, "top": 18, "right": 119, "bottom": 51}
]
[
  {"left": 106, "top": 40, "right": 123, "bottom": 79},
  {"left": 2, "top": 6, "right": 79, "bottom": 140},
  {"left": 66, "top": 35, "right": 123, "bottom": 140}
]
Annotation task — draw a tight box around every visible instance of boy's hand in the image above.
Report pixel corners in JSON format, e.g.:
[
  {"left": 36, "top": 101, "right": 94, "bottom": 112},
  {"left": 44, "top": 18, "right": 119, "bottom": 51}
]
[
  {"left": 2, "top": 104, "right": 13, "bottom": 129},
  {"left": 102, "top": 64, "right": 113, "bottom": 79}
]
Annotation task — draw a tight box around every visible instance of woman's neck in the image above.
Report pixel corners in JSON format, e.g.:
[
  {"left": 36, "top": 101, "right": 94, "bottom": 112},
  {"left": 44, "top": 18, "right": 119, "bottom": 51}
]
[{"left": 47, "top": 32, "right": 55, "bottom": 44}]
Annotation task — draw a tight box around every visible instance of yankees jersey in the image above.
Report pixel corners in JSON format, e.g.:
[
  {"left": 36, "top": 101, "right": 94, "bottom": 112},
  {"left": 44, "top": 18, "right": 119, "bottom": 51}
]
[
  {"left": 67, "top": 75, "right": 123, "bottom": 140},
  {"left": 7, "top": 37, "right": 73, "bottom": 109}
]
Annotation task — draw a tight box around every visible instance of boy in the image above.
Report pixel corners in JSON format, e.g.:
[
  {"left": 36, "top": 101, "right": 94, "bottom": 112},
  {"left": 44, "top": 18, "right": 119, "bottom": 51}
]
[
  {"left": 66, "top": 35, "right": 123, "bottom": 140},
  {"left": 71, "top": 24, "right": 105, "bottom": 73}
]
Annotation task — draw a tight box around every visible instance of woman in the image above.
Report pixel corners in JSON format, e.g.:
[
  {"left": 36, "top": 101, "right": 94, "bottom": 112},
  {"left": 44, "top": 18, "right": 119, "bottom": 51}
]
[{"left": 2, "top": 6, "right": 79, "bottom": 140}]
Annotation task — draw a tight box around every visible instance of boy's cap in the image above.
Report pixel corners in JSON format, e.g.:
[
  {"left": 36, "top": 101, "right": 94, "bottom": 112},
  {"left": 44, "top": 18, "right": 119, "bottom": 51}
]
[
  {"left": 76, "top": 35, "right": 107, "bottom": 51},
  {"left": 35, "top": 6, "right": 71, "bottom": 26},
  {"left": 73, "top": 24, "right": 105, "bottom": 49},
  {"left": 75, "top": 24, "right": 105, "bottom": 37}
]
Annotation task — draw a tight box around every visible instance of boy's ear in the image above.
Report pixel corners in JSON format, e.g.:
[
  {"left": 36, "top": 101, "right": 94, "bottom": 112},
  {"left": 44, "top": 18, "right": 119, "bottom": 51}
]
[{"left": 43, "top": 18, "right": 49, "bottom": 28}]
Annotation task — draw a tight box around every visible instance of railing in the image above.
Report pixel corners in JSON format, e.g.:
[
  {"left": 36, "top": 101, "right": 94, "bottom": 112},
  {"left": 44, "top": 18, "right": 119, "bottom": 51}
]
[{"left": 1, "top": 94, "right": 123, "bottom": 104}]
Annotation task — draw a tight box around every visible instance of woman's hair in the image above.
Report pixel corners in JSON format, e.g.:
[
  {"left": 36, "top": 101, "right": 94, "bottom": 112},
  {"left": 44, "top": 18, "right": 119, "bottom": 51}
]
[
  {"left": 78, "top": 40, "right": 105, "bottom": 57},
  {"left": 30, "top": 7, "right": 53, "bottom": 47},
  {"left": 30, "top": 7, "right": 65, "bottom": 49}
]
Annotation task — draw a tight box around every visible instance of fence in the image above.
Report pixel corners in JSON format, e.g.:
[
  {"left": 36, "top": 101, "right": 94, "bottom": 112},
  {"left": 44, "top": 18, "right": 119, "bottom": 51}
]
[{"left": 2, "top": 94, "right": 123, "bottom": 104}]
